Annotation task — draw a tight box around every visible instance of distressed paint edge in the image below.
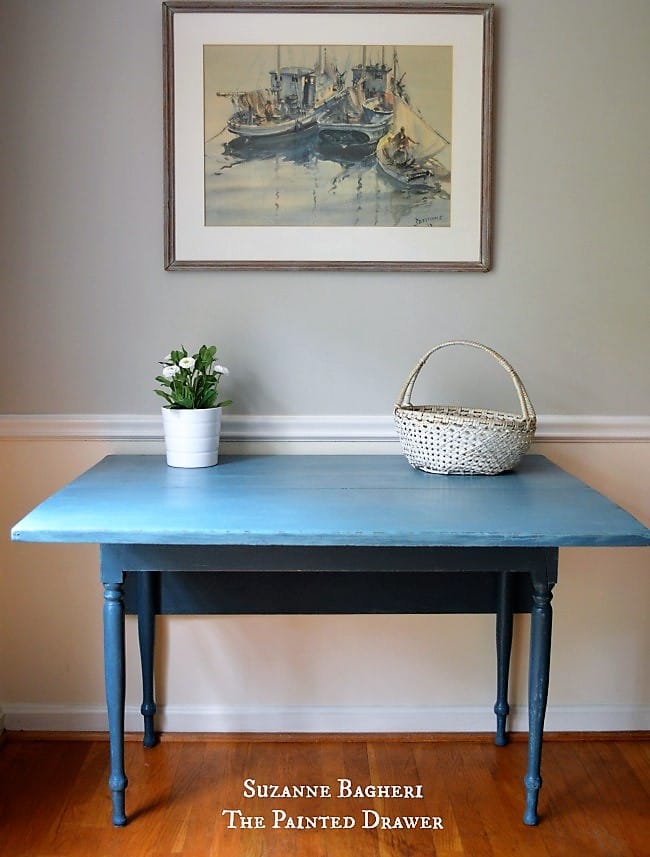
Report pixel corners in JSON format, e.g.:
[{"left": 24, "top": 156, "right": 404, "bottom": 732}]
[
  {"left": 2, "top": 703, "right": 648, "bottom": 733},
  {"left": 0, "top": 414, "right": 649, "bottom": 443}
]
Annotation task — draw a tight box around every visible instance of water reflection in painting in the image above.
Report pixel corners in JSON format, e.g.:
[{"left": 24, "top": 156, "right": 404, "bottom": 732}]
[{"left": 203, "top": 45, "right": 452, "bottom": 228}]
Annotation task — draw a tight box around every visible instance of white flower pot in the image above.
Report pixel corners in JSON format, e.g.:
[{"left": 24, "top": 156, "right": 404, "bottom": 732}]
[{"left": 161, "top": 406, "right": 222, "bottom": 468}]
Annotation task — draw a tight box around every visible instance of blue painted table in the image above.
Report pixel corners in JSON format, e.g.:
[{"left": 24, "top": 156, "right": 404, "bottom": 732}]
[{"left": 11, "top": 454, "right": 650, "bottom": 828}]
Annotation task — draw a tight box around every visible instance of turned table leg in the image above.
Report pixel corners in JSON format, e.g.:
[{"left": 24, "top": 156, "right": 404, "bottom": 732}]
[
  {"left": 103, "top": 582, "right": 128, "bottom": 827},
  {"left": 494, "top": 571, "right": 514, "bottom": 746},
  {"left": 523, "top": 571, "right": 554, "bottom": 826},
  {"left": 137, "top": 572, "right": 158, "bottom": 748}
]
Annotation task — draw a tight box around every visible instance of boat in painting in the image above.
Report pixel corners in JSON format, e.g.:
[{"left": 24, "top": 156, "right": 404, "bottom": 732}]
[
  {"left": 224, "top": 47, "right": 347, "bottom": 140},
  {"left": 316, "top": 92, "right": 393, "bottom": 152},
  {"left": 376, "top": 96, "right": 451, "bottom": 195},
  {"left": 317, "top": 50, "right": 395, "bottom": 153}
]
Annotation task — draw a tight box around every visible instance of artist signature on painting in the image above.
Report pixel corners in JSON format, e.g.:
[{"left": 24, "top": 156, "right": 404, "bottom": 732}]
[{"left": 414, "top": 214, "right": 445, "bottom": 226}]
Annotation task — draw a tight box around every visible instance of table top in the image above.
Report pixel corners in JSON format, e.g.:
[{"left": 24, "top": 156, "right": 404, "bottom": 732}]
[{"left": 10, "top": 454, "right": 650, "bottom": 548}]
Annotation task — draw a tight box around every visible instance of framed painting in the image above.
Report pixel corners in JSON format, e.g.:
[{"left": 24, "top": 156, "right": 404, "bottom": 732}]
[{"left": 163, "top": 1, "right": 494, "bottom": 271}]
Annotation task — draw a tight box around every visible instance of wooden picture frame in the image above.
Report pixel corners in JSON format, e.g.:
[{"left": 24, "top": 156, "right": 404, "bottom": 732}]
[{"left": 163, "top": 1, "right": 494, "bottom": 271}]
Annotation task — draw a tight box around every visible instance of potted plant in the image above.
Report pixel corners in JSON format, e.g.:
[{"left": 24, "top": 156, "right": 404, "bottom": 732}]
[{"left": 155, "top": 345, "right": 232, "bottom": 468}]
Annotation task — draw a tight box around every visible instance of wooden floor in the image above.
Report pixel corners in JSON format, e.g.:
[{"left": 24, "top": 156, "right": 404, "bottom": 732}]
[{"left": 0, "top": 733, "right": 648, "bottom": 857}]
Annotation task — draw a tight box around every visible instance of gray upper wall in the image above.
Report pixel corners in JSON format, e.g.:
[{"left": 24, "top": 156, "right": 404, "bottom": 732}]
[{"left": 0, "top": 0, "right": 648, "bottom": 416}]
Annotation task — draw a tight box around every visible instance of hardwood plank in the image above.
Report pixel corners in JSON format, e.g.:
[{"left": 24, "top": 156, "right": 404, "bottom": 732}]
[
  {"left": 580, "top": 741, "right": 650, "bottom": 855},
  {"left": 328, "top": 740, "right": 380, "bottom": 857},
  {"left": 210, "top": 740, "right": 269, "bottom": 857},
  {"left": 409, "top": 742, "right": 464, "bottom": 857},
  {"left": 615, "top": 740, "right": 650, "bottom": 800},
  {"left": 367, "top": 741, "right": 441, "bottom": 857},
  {"left": 0, "top": 740, "right": 90, "bottom": 857}
]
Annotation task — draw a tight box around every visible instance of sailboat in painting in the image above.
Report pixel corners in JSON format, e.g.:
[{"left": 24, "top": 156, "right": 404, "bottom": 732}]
[
  {"left": 316, "top": 49, "right": 394, "bottom": 153},
  {"left": 316, "top": 82, "right": 393, "bottom": 152},
  {"left": 224, "top": 47, "right": 346, "bottom": 139},
  {"left": 376, "top": 95, "right": 451, "bottom": 195}
]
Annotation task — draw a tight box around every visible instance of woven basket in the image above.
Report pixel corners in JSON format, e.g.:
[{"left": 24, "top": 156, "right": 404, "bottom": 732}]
[{"left": 394, "top": 341, "right": 536, "bottom": 475}]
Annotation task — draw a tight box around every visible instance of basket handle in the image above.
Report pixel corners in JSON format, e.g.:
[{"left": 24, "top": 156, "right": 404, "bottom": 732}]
[{"left": 396, "top": 340, "right": 536, "bottom": 420}]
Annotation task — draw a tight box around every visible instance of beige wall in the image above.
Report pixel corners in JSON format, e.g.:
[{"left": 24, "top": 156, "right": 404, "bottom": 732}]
[{"left": 0, "top": 0, "right": 649, "bottom": 731}]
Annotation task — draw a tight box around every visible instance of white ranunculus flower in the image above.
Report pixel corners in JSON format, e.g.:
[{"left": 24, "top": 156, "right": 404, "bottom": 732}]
[
  {"left": 162, "top": 364, "right": 180, "bottom": 380},
  {"left": 179, "top": 356, "right": 195, "bottom": 371},
  {"left": 213, "top": 364, "right": 229, "bottom": 375}
]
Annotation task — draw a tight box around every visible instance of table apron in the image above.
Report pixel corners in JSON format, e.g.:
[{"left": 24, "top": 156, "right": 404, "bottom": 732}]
[{"left": 100, "top": 545, "right": 559, "bottom": 616}]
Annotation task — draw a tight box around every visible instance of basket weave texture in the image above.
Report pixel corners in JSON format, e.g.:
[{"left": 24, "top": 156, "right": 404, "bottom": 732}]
[{"left": 394, "top": 341, "right": 536, "bottom": 475}]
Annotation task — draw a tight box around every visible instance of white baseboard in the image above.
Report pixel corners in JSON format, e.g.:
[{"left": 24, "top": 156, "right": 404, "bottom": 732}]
[
  {"left": 2, "top": 703, "right": 648, "bottom": 734},
  {"left": 0, "top": 413, "right": 649, "bottom": 444}
]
